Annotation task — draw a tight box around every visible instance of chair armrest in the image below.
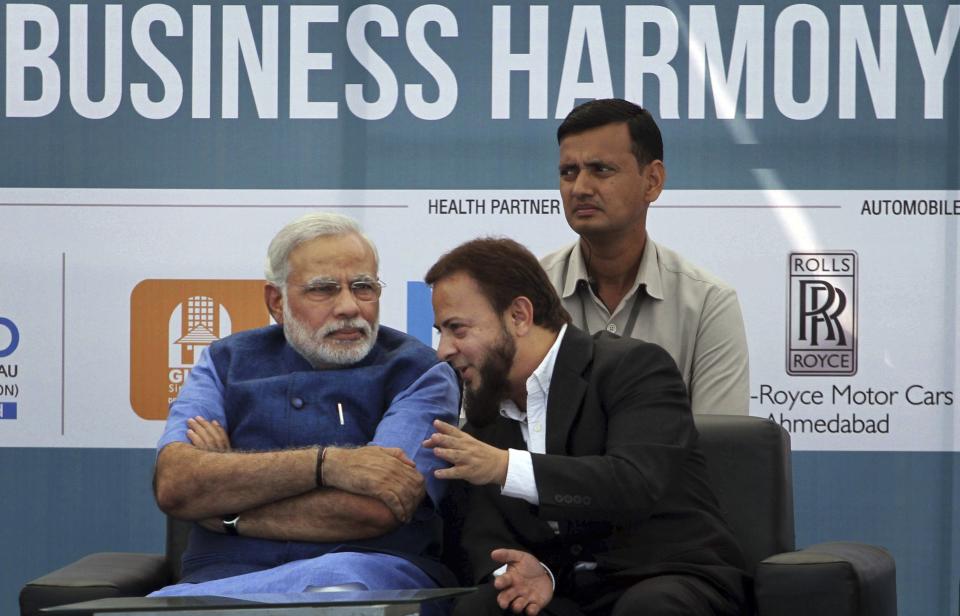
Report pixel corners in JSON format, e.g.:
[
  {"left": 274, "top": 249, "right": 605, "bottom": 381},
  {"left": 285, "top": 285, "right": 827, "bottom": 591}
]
[
  {"left": 755, "top": 541, "right": 897, "bottom": 616},
  {"left": 19, "top": 552, "right": 171, "bottom": 616}
]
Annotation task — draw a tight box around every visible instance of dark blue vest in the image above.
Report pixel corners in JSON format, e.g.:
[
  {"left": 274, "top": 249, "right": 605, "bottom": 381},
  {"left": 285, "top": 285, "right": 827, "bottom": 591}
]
[{"left": 178, "top": 325, "right": 452, "bottom": 585}]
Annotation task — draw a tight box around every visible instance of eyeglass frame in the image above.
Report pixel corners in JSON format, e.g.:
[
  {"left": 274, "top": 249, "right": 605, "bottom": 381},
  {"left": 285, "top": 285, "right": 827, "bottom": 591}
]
[{"left": 289, "top": 276, "right": 386, "bottom": 303}]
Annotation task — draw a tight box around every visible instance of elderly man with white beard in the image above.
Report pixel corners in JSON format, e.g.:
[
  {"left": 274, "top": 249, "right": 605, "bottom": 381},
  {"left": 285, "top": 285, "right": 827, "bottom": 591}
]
[{"left": 151, "top": 212, "right": 459, "bottom": 597}]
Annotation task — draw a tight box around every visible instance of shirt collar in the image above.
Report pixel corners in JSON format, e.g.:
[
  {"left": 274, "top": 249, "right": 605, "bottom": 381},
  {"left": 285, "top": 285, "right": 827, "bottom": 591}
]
[
  {"left": 499, "top": 324, "right": 568, "bottom": 422},
  {"left": 530, "top": 323, "right": 566, "bottom": 395},
  {"left": 636, "top": 236, "right": 664, "bottom": 300},
  {"left": 560, "top": 236, "right": 664, "bottom": 302}
]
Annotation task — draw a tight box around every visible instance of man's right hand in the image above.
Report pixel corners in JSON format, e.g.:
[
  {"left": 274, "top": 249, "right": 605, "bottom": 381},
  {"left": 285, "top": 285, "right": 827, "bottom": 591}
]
[{"left": 322, "top": 446, "right": 425, "bottom": 523}]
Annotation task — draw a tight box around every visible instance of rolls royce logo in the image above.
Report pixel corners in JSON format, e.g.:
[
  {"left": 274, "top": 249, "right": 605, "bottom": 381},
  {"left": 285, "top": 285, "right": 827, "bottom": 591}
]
[{"left": 787, "top": 252, "right": 858, "bottom": 376}]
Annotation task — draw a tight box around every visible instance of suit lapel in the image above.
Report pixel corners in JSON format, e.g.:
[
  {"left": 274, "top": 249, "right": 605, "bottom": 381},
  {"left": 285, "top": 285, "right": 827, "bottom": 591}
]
[
  {"left": 493, "top": 414, "right": 526, "bottom": 450},
  {"left": 545, "top": 326, "right": 593, "bottom": 454}
]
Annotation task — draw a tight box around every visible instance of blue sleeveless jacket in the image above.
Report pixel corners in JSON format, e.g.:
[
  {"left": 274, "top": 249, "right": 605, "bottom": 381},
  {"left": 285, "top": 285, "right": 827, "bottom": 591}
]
[{"left": 178, "top": 325, "right": 455, "bottom": 585}]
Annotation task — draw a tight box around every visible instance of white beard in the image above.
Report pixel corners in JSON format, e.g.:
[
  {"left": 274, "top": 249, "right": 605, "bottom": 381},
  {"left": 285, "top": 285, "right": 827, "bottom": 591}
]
[{"left": 282, "top": 296, "right": 378, "bottom": 367}]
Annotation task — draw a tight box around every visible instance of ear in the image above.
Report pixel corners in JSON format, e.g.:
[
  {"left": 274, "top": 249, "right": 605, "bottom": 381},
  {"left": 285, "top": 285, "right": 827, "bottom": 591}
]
[
  {"left": 265, "top": 283, "right": 284, "bottom": 324},
  {"left": 642, "top": 159, "right": 666, "bottom": 203},
  {"left": 505, "top": 296, "right": 535, "bottom": 336}
]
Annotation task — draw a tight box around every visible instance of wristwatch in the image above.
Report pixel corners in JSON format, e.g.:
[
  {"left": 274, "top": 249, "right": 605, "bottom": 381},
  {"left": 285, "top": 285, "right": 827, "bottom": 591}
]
[{"left": 221, "top": 513, "right": 240, "bottom": 536}]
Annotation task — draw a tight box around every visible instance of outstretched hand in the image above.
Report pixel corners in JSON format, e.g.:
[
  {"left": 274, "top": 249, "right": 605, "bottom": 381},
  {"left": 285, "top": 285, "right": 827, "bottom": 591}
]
[
  {"left": 423, "top": 420, "right": 509, "bottom": 486},
  {"left": 491, "top": 548, "right": 554, "bottom": 615}
]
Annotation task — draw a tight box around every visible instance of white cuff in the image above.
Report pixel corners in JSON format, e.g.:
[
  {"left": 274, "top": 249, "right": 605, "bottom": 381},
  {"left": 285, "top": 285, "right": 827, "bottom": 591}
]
[{"left": 500, "top": 448, "right": 539, "bottom": 505}]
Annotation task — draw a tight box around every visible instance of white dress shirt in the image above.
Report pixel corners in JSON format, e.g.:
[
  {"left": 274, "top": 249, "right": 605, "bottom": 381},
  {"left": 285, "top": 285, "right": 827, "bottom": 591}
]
[
  {"left": 500, "top": 324, "right": 567, "bottom": 505},
  {"left": 491, "top": 324, "right": 568, "bottom": 588}
]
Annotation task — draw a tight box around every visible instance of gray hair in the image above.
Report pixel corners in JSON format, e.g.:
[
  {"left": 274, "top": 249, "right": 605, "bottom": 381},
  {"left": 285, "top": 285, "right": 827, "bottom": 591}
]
[{"left": 264, "top": 212, "right": 379, "bottom": 288}]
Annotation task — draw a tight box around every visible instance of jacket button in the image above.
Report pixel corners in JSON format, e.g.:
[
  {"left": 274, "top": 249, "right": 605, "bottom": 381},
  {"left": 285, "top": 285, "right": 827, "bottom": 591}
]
[
  {"left": 291, "top": 397, "right": 304, "bottom": 409},
  {"left": 570, "top": 544, "right": 583, "bottom": 556},
  {"left": 573, "top": 495, "right": 583, "bottom": 505},
  {"left": 555, "top": 494, "right": 563, "bottom": 503},
  {"left": 563, "top": 495, "right": 574, "bottom": 504}
]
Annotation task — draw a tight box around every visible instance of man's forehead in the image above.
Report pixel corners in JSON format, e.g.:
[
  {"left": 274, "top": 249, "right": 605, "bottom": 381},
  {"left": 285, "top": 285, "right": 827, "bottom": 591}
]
[
  {"left": 287, "top": 235, "right": 377, "bottom": 275},
  {"left": 303, "top": 272, "right": 377, "bottom": 283},
  {"left": 434, "top": 272, "right": 481, "bottom": 297},
  {"left": 432, "top": 274, "right": 498, "bottom": 320},
  {"left": 559, "top": 123, "right": 632, "bottom": 156},
  {"left": 289, "top": 261, "right": 377, "bottom": 280}
]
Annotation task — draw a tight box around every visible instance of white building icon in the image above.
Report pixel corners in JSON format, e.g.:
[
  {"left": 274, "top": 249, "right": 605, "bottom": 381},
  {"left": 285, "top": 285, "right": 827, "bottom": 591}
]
[{"left": 168, "top": 296, "right": 232, "bottom": 368}]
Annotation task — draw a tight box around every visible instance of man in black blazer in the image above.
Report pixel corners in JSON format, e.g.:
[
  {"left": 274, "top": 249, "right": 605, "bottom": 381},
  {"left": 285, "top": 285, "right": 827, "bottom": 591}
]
[{"left": 423, "top": 238, "right": 748, "bottom": 616}]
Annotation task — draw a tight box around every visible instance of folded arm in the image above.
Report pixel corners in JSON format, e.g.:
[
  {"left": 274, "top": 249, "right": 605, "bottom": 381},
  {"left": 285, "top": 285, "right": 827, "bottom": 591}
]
[
  {"left": 161, "top": 415, "right": 423, "bottom": 532},
  {"left": 156, "top": 355, "right": 460, "bottom": 543},
  {"left": 154, "top": 441, "right": 318, "bottom": 520},
  {"left": 196, "top": 485, "right": 401, "bottom": 542},
  {"left": 153, "top": 350, "right": 439, "bottom": 532}
]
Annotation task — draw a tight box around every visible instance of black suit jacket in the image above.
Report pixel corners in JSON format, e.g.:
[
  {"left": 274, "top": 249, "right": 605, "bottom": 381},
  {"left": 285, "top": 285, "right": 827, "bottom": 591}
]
[{"left": 457, "top": 326, "right": 748, "bottom": 604}]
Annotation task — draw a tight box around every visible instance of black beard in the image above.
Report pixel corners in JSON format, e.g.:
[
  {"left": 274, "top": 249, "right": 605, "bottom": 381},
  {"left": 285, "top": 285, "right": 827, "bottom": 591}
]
[{"left": 462, "top": 328, "right": 516, "bottom": 429}]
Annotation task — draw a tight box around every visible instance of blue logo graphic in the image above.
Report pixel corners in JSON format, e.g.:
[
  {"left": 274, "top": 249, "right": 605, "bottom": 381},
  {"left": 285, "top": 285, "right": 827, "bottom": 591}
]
[
  {"left": 0, "top": 318, "right": 19, "bottom": 358},
  {"left": 406, "top": 282, "right": 433, "bottom": 347},
  {"left": 0, "top": 402, "right": 16, "bottom": 420}
]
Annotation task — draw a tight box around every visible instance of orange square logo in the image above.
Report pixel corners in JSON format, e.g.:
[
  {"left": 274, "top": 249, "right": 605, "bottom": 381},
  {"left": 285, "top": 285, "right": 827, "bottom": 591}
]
[{"left": 130, "top": 280, "right": 272, "bottom": 420}]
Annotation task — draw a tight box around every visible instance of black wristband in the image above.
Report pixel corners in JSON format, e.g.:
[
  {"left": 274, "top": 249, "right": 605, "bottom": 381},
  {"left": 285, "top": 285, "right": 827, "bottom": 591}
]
[{"left": 316, "top": 446, "right": 327, "bottom": 487}]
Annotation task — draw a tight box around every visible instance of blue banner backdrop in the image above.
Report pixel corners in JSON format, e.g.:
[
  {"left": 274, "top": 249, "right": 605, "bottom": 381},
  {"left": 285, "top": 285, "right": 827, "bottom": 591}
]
[{"left": 0, "top": 2, "right": 957, "bottom": 614}]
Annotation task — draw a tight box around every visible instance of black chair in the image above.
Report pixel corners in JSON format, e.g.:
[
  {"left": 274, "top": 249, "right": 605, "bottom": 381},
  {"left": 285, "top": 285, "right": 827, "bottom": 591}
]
[
  {"left": 19, "top": 518, "right": 188, "bottom": 616},
  {"left": 695, "top": 415, "right": 897, "bottom": 616},
  {"left": 20, "top": 415, "right": 897, "bottom": 616}
]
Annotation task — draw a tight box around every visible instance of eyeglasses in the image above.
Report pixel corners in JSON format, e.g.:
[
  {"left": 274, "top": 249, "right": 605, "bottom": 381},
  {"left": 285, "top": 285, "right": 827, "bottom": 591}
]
[{"left": 295, "top": 279, "right": 386, "bottom": 303}]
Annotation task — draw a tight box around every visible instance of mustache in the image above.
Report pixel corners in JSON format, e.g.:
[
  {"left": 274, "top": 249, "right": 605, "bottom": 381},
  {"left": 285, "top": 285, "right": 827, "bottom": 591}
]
[{"left": 316, "top": 318, "right": 372, "bottom": 337}]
